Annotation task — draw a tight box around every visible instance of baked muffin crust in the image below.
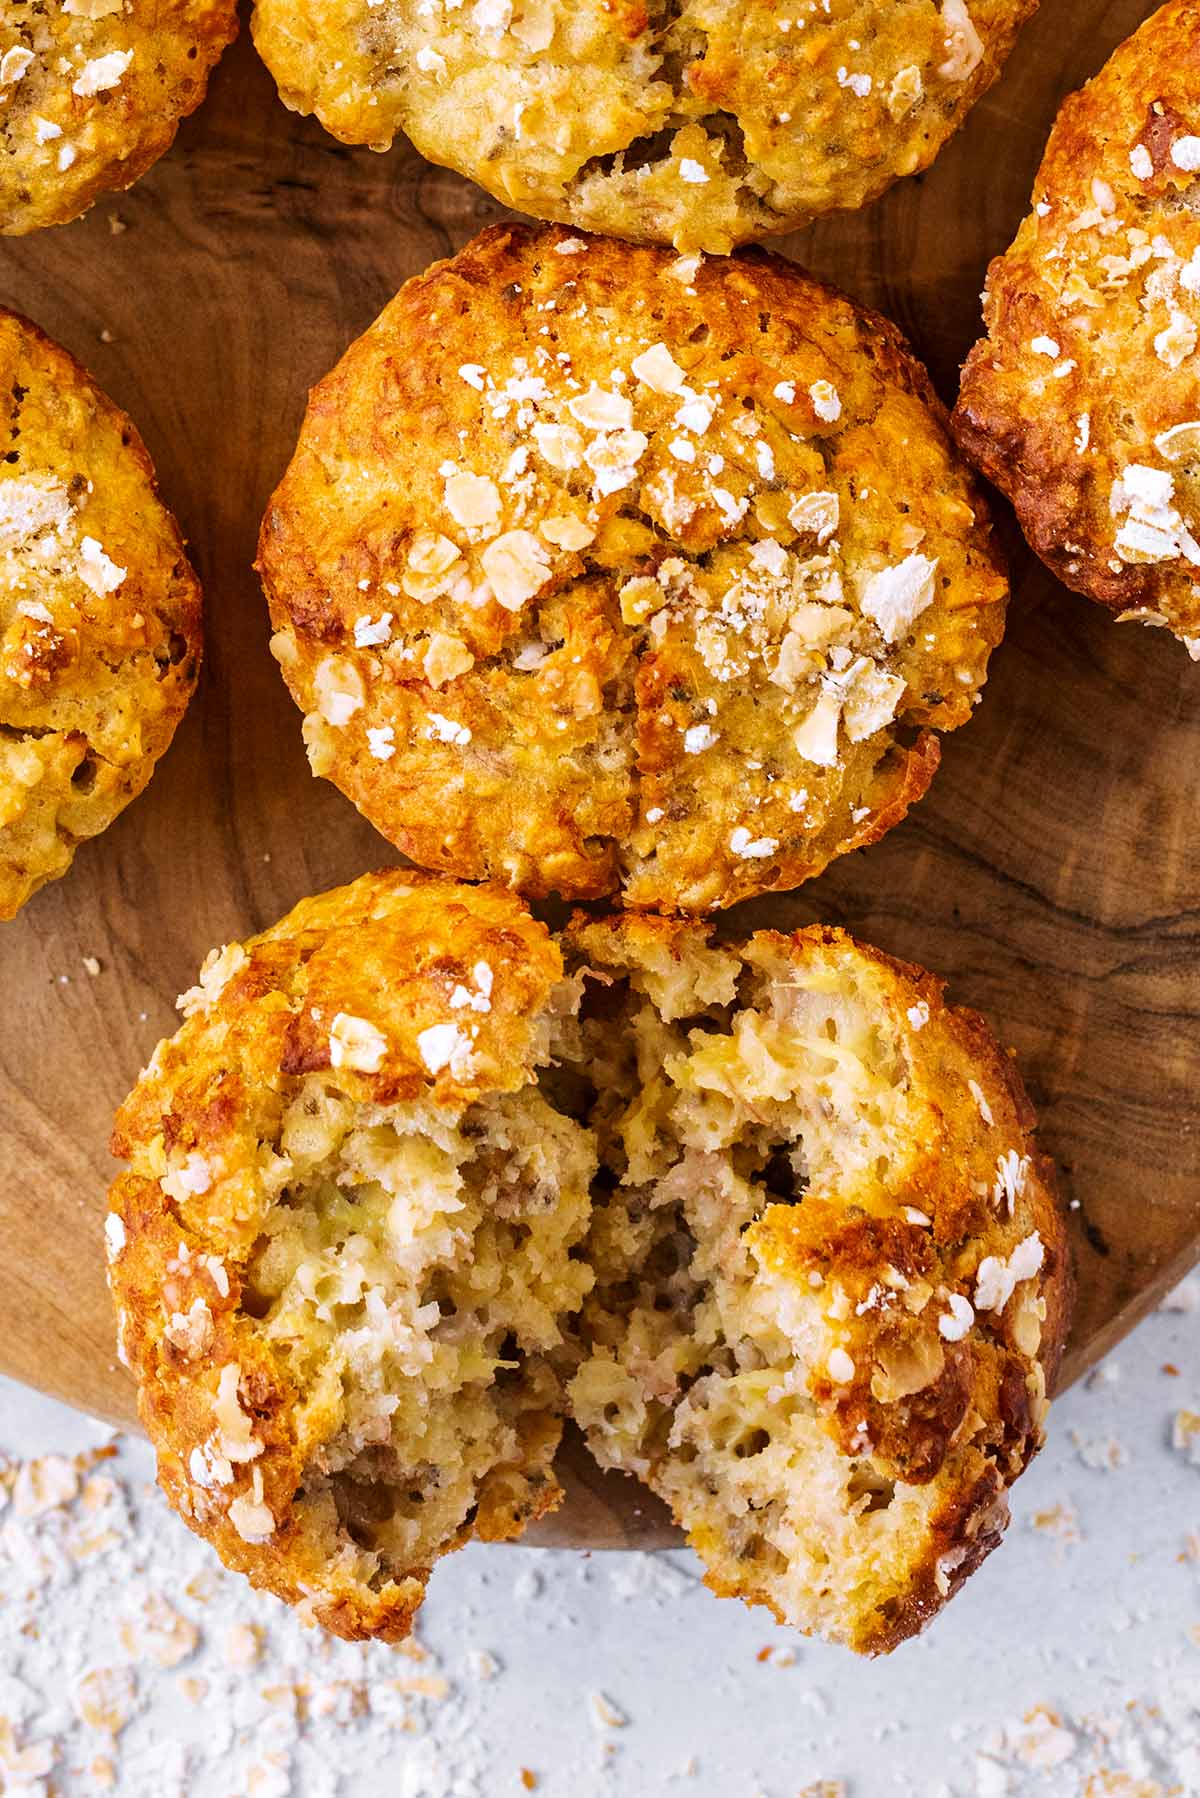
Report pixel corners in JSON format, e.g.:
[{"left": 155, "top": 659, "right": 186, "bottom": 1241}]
[
  {"left": 260, "top": 224, "right": 1007, "bottom": 915},
  {"left": 0, "top": 310, "right": 201, "bottom": 919},
  {"left": 252, "top": 0, "right": 1036, "bottom": 253},
  {"left": 953, "top": 0, "right": 1200, "bottom": 653},
  {"left": 0, "top": 0, "right": 237, "bottom": 233}
]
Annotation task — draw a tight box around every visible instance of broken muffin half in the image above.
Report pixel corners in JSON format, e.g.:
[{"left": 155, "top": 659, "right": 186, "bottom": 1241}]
[
  {"left": 107, "top": 871, "right": 596, "bottom": 1640},
  {"left": 556, "top": 912, "right": 1070, "bottom": 1655}
]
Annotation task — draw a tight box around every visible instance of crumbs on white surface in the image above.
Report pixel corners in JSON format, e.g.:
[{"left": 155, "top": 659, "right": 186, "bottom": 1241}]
[
  {"left": 1171, "top": 1409, "right": 1200, "bottom": 1467},
  {"left": 589, "top": 1692, "right": 628, "bottom": 1731},
  {"left": 1071, "top": 1430, "right": 1131, "bottom": 1472},
  {"left": 0, "top": 1437, "right": 505, "bottom": 1797},
  {"left": 0, "top": 1278, "right": 1198, "bottom": 1798}
]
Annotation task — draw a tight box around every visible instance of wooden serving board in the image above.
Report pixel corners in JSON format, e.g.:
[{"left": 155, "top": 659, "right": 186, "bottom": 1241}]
[{"left": 1, "top": 0, "right": 1197, "bottom": 1550}]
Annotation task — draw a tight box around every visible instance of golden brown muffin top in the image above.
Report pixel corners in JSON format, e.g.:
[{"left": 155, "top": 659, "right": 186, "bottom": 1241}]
[
  {"left": 0, "top": 0, "right": 237, "bottom": 233},
  {"left": 252, "top": 0, "right": 1035, "bottom": 252},
  {"left": 260, "top": 225, "right": 1007, "bottom": 915},
  {"left": 0, "top": 310, "right": 201, "bottom": 919},
  {"left": 953, "top": 0, "right": 1200, "bottom": 653}
]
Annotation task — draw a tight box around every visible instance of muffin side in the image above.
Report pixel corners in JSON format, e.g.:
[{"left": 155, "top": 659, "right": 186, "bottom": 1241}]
[
  {"left": 0, "top": 310, "right": 201, "bottom": 919},
  {"left": 953, "top": 0, "right": 1200, "bottom": 652}
]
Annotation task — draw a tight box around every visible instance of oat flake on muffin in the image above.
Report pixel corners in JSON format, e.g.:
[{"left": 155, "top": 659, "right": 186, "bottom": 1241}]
[
  {"left": 252, "top": 0, "right": 1035, "bottom": 252},
  {"left": 259, "top": 225, "right": 1007, "bottom": 915}
]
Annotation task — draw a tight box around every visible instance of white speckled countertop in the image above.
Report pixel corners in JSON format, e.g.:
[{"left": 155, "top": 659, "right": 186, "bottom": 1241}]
[{"left": 0, "top": 1280, "right": 1196, "bottom": 1798}]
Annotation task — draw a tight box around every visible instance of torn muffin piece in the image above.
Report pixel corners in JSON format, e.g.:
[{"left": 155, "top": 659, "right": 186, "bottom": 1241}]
[
  {"left": 557, "top": 912, "right": 1071, "bottom": 1655},
  {"left": 107, "top": 870, "right": 596, "bottom": 1641}
]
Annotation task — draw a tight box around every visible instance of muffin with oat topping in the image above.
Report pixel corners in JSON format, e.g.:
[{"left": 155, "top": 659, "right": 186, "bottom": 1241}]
[
  {"left": 0, "top": 310, "right": 201, "bottom": 919},
  {"left": 953, "top": 0, "right": 1200, "bottom": 655},
  {"left": 259, "top": 224, "right": 1007, "bottom": 915},
  {"left": 107, "top": 870, "right": 1070, "bottom": 1650},
  {"left": 251, "top": 0, "right": 1035, "bottom": 253},
  {"left": 107, "top": 870, "right": 598, "bottom": 1642},
  {"left": 557, "top": 911, "right": 1071, "bottom": 1655},
  {"left": 0, "top": 0, "right": 237, "bottom": 233}
]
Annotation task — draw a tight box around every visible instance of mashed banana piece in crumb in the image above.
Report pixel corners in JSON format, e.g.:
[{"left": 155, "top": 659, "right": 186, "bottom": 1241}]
[
  {"left": 0, "top": 0, "right": 237, "bottom": 233},
  {"left": 953, "top": 0, "right": 1200, "bottom": 653},
  {"left": 252, "top": 0, "right": 1034, "bottom": 253},
  {"left": 110, "top": 874, "right": 1070, "bottom": 1650},
  {"left": 108, "top": 871, "right": 597, "bottom": 1642},
  {"left": 260, "top": 224, "right": 1007, "bottom": 915},
  {"left": 0, "top": 310, "right": 201, "bottom": 920},
  {"left": 557, "top": 912, "right": 1071, "bottom": 1656}
]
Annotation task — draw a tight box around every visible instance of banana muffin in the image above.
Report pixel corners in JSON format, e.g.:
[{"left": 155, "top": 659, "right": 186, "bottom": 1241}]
[
  {"left": 108, "top": 871, "right": 1070, "bottom": 1651},
  {"left": 0, "top": 0, "right": 237, "bottom": 233},
  {"left": 953, "top": 0, "right": 1200, "bottom": 654},
  {"left": 107, "top": 871, "right": 598, "bottom": 1641},
  {"left": 0, "top": 310, "right": 201, "bottom": 919},
  {"left": 252, "top": 0, "right": 1035, "bottom": 253},
  {"left": 559, "top": 911, "right": 1070, "bottom": 1655},
  {"left": 259, "top": 224, "right": 1007, "bottom": 915}
]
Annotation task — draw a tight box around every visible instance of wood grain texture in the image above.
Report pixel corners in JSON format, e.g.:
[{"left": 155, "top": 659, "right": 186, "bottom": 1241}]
[{"left": 0, "top": 1, "right": 1197, "bottom": 1552}]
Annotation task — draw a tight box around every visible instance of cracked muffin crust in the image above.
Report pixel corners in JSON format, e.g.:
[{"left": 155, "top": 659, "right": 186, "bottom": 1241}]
[
  {"left": 557, "top": 911, "right": 1071, "bottom": 1655},
  {"left": 953, "top": 0, "right": 1200, "bottom": 654},
  {"left": 107, "top": 871, "right": 598, "bottom": 1642},
  {"left": 108, "top": 871, "right": 1069, "bottom": 1651},
  {"left": 251, "top": 0, "right": 1035, "bottom": 253},
  {"left": 0, "top": 311, "right": 201, "bottom": 920},
  {"left": 0, "top": 0, "right": 237, "bottom": 234},
  {"left": 259, "top": 225, "right": 1007, "bottom": 915}
]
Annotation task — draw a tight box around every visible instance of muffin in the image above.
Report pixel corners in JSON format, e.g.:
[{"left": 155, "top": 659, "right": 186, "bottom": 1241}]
[
  {"left": 0, "top": 311, "right": 201, "bottom": 920},
  {"left": 260, "top": 224, "right": 1007, "bottom": 915},
  {"left": 251, "top": 0, "right": 1035, "bottom": 254},
  {"left": 106, "top": 870, "right": 598, "bottom": 1641},
  {"left": 0, "top": 0, "right": 237, "bottom": 233},
  {"left": 953, "top": 0, "right": 1200, "bottom": 654},
  {"left": 558, "top": 912, "right": 1071, "bottom": 1656},
  {"left": 108, "top": 872, "right": 1070, "bottom": 1650}
]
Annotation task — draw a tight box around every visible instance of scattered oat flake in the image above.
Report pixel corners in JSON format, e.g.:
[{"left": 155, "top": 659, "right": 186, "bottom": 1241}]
[
  {"left": 590, "top": 1692, "right": 628, "bottom": 1730},
  {"left": 1171, "top": 1410, "right": 1200, "bottom": 1467},
  {"left": 75, "top": 1666, "right": 138, "bottom": 1735},
  {"left": 1071, "top": 1430, "right": 1131, "bottom": 1471},
  {"left": 1030, "top": 1501, "right": 1081, "bottom": 1546}
]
